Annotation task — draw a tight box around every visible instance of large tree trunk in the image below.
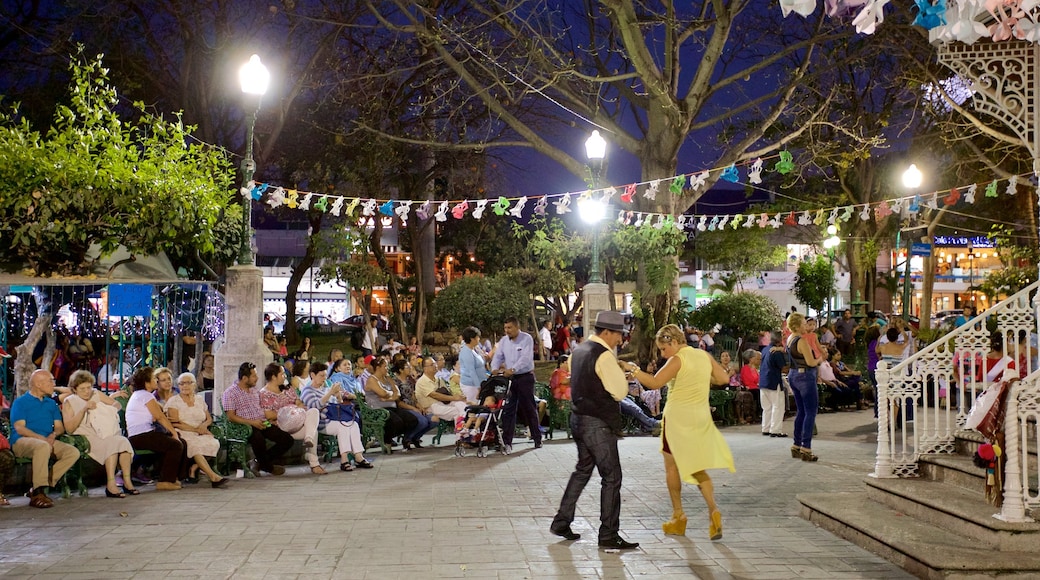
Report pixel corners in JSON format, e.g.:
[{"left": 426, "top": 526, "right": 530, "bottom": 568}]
[
  {"left": 285, "top": 213, "right": 324, "bottom": 345},
  {"left": 370, "top": 222, "right": 408, "bottom": 344},
  {"left": 14, "top": 314, "right": 52, "bottom": 397}
]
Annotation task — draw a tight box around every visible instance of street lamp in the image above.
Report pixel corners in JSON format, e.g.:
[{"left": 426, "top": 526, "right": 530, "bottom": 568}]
[
  {"left": 823, "top": 225, "right": 841, "bottom": 325},
  {"left": 237, "top": 54, "right": 270, "bottom": 265},
  {"left": 583, "top": 130, "right": 607, "bottom": 284},
  {"left": 901, "top": 164, "right": 923, "bottom": 319},
  {"left": 968, "top": 240, "right": 975, "bottom": 307}
]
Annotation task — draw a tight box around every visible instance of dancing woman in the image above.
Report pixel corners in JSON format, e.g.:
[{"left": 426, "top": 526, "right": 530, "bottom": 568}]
[{"left": 626, "top": 324, "right": 735, "bottom": 540}]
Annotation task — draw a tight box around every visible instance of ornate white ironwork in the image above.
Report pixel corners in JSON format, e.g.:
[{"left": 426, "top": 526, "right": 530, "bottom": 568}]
[
  {"left": 873, "top": 280, "right": 1040, "bottom": 481},
  {"left": 999, "top": 370, "right": 1040, "bottom": 522},
  {"left": 938, "top": 41, "right": 1040, "bottom": 174}
]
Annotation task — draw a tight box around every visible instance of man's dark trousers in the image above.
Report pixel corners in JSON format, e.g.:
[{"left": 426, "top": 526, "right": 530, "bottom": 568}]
[
  {"left": 552, "top": 414, "right": 622, "bottom": 542},
  {"left": 249, "top": 424, "right": 294, "bottom": 471},
  {"left": 500, "top": 372, "right": 541, "bottom": 446}
]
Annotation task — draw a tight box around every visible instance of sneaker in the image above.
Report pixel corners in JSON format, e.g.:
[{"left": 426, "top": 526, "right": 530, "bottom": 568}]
[
  {"left": 0, "top": 346, "right": 10, "bottom": 359},
  {"left": 598, "top": 537, "right": 639, "bottom": 550},
  {"left": 502, "top": 444, "right": 513, "bottom": 455}
]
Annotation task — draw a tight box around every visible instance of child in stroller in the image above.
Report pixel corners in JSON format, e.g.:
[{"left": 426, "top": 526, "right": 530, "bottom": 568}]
[{"left": 455, "top": 376, "right": 510, "bottom": 457}]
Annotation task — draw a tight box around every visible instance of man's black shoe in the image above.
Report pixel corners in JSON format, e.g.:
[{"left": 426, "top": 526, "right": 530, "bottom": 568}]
[
  {"left": 550, "top": 524, "right": 580, "bottom": 541},
  {"left": 598, "top": 537, "right": 639, "bottom": 550},
  {"left": 534, "top": 440, "right": 543, "bottom": 449}
]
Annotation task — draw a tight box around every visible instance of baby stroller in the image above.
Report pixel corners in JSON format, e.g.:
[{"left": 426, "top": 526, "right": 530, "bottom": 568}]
[{"left": 455, "top": 375, "right": 511, "bottom": 458}]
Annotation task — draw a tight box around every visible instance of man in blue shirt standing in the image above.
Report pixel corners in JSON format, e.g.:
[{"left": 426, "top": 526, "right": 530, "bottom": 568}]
[
  {"left": 491, "top": 317, "right": 542, "bottom": 453},
  {"left": 10, "top": 370, "right": 80, "bottom": 508}
]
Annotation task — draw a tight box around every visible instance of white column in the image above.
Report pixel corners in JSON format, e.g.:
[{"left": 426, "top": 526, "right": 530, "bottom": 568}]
[{"left": 213, "top": 265, "right": 273, "bottom": 414}]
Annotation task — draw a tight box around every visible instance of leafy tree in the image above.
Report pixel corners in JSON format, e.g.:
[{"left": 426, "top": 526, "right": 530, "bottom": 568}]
[
  {"left": 0, "top": 54, "right": 233, "bottom": 276},
  {"left": 977, "top": 225, "right": 1039, "bottom": 300},
  {"left": 687, "top": 227, "right": 787, "bottom": 292},
  {"left": 793, "top": 256, "right": 834, "bottom": 316},
  {"left": 689, "top": 292, "right": 782, "bottom": 341},
  {"left": 430, "top": 274, "right": 530, "bottom": 336}
]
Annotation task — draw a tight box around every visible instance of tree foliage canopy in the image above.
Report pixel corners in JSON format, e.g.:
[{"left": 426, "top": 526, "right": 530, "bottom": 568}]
[
  {"left": 429, "top": 274, "right": 530, "bottom": 335},
  {"left": 689, "top": 292, "right": 782, "bottom": 339},
  {"left": 793, "top": 256, "right": 834, "bottom": 315},
  {"left": 0, "top": 54, "right": 233, "bottom": 277}
]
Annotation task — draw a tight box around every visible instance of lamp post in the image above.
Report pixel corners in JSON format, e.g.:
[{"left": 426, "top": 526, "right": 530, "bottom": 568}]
[
  {"left": 581, "top": 130, "right": 609, "bottom": 334},
  {"left": 584, "top": 130, "right": 607, "bottom": 284},
  {"left": 901, "top": 164, "right": 923, "bottom": 319},
  {"left": 237, "top": 54, "right": 270, "bottom": 266},
  {"left": 214, "top": 54, "right": 274, "bottom": 421},
  {"left": 823, "top": 225, "right": 841, "bottom": 325},
  {"left": 968, "top": 240, "right": 975, "bottom": 307}
]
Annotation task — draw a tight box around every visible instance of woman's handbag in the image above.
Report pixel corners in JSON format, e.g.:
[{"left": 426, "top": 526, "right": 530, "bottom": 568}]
[
  {"left": 965, "top": 381, "right": 1011, "bottom": 440},
  {"left": 87, "top": 403, "right": 121, "bottom": 439},
  {"left": 326, "top": 402, "right": 357, "bottom": 425},
  {"left": 276, "top": 406, "right": 307, "bottom": 434}
]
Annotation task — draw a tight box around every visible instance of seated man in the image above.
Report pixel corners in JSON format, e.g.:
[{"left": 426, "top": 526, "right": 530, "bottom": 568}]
[
  {"left": 619, "top": 395, "right": 660, "bottom": 435},
  {"left": 831, "top": 349, "right": 865, "bottom": 409},
  {"left": 818, "top": 350, "right": 861, "bottom": 410},
  {"left": 415, "top": 356, "right": 468, "bottom": 423},
  {"left": 10, "top": 370, "right": 80, "bottom": 508},
  {"left": 221, "top": 362, "right": 293, "bottom": 476}
]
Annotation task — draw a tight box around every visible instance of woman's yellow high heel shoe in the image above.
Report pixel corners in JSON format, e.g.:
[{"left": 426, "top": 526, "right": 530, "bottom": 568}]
[
  {"left": 662, "top": 513, "right": 687, "bottom": 535},
  {"left": 709, "top": 510, "right": 723, "bottom": 541}
]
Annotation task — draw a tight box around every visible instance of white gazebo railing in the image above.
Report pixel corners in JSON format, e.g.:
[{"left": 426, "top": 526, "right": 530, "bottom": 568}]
[
  {"left": 1000, "top": 370, "right": 1040, "bottom": 522},
  {"left": 873, "top": 279, "right": 1040, "bottom": 483}
]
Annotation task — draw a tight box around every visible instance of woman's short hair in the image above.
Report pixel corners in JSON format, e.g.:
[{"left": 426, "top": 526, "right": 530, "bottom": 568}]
[
  {"left": 885, "top": 327, "right": 900, "bottom": 342},
  {"left": 445, "top": 354, "right": 458, "bottom": 369},
  {"left": 309, "top": 361, "right": 328, "bottom": 375},
  {"left": 461, "top": 326, "right": 480, "bottom": 343},
  {"left": 176, "top": 372, "right": 197, "bottom": 387},
  {"left": 68, "top": 370, "right": 94, "bottom": 390},
  {"left": 132, "top": 367, "right": 154, "bottom": 391},
  {"left": 787, "top": 312, "right": 806, "bottom": 333},
  {"left": 154, "top": 367, "right": 173, "bottom": 382},
  {"left": 263, "top": 363, "right": 283, "bottom": 382},
  {"left": 742, "top": 349, "right": 758, "bottom": 364},
  {"left": 655, "top": 324, "right": 685, "bottom": 345}
]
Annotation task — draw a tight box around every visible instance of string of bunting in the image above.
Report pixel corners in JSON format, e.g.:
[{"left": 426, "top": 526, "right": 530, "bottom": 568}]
[{"left": 245, "top": 155, "right": 1034, "bottom": 233}]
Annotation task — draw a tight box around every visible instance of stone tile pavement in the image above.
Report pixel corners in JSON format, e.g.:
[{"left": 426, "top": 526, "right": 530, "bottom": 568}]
[{"left": 0, "top": 409, "right": 914, "bottom": 579}]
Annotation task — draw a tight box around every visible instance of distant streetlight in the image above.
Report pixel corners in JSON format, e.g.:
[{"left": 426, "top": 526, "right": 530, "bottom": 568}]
[
  {"left": 584, "top": 130, "right": 607, "bottom": 284},
  {"left": 900, "top": 163, "right": 923, "bottom": 319},
  {"left": 823, "top": 224, "right": 842, "bottom": 325},
  {"left": 237, "top": 54, "right": 270, "bottom": 265}
]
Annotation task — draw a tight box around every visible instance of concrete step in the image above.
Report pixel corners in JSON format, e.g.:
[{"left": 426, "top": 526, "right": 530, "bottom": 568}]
[
  {"left": 865, "top": 477, "right": 1040, "bottom": 551},
  {"left": 800, "top": 490, "right": 1040, "bottom": 579},
  {"left": 919, "top": 453, "right": 986, "bottom": 493}
]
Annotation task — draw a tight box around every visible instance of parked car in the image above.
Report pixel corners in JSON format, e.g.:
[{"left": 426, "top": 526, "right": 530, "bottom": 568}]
[
  {"left": 295, "top": 315, "right": 344, "bottom": 334},
  {"left": 264, "top": 312, "right": 285, "bottom": 333}
]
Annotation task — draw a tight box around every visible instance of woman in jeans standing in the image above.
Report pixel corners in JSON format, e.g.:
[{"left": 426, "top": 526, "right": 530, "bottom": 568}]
[{"left": 786, "top": 312, "right": 825, "bottom": 462}]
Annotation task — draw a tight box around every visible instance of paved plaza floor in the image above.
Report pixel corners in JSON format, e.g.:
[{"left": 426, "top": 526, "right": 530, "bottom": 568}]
[{"left": 0, "top": 409, "right": 914, "bottom": 579}]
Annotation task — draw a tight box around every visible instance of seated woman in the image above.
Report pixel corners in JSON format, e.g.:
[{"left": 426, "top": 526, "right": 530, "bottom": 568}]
[
  {"left": 391, "top": 359, "right": 434, "bottom": 449},
  {"left": 364, "top": 356, "right": 419, "bottom": 451},
  {"left": 831, "top": 349, "right": 865, "bottom": 409},
  {"left": 61, "top": 370, "right": 137, "bottom": 498},
  {"left": 263, "top": 327, "right": 280, "bottom": 357},
  {"left": 549, "top": 356, "right": 571, "bottom": 401},
  {"left": 327, "top": 358, "right": 360, "bottom": 395},
  {"left": 153, "top": 367, "right": 178, "bottom": 407},
  {"left": 258, "top": 363, "right": 325, "bottom": 475},
  {"left": 164, "top": 373, "right": 229, "bottom": 487},
  {"left": 0, "top": 431, "right": 11, "bottom": 505},
  {"left": 739, "top": 349, "right": 762, "bottom": 419},
  {"left": 720, "top": 351, "right": 752, "bottom": 424},
  {"left": 125, "top": 367, "right": 188, "bottom": 491},
  {"left": 818, "top": 350, "right": 859, "bottom": 410},
  {"left": 301, "top": 362, "right": 373, "bottom": 471},
  {"left": 290, "top": 359, "right": 310, "bottom": 394}
]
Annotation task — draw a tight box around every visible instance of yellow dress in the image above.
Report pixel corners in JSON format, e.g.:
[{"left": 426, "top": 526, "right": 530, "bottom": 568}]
[{"left": 661, "top": 346, "right": 736, "bottom": 483}]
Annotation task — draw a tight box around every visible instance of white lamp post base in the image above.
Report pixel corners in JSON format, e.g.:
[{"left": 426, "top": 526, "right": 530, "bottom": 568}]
[{"left": 213, "top": 265, "right": 273, "bottom": 412}]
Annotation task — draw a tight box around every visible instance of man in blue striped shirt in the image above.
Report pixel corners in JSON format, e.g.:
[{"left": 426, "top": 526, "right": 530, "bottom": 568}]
[{"left": 491, "top": 317, "right": 541, "bottom": 453}]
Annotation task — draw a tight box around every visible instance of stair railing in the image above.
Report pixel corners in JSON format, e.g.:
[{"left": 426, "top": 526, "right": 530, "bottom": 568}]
[
  {"left": 1000, "top": 369, "right": 1040, "bottom": 522},
  {"left": 873, "top": 279, "right": 1040, "bottom": 480}
]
